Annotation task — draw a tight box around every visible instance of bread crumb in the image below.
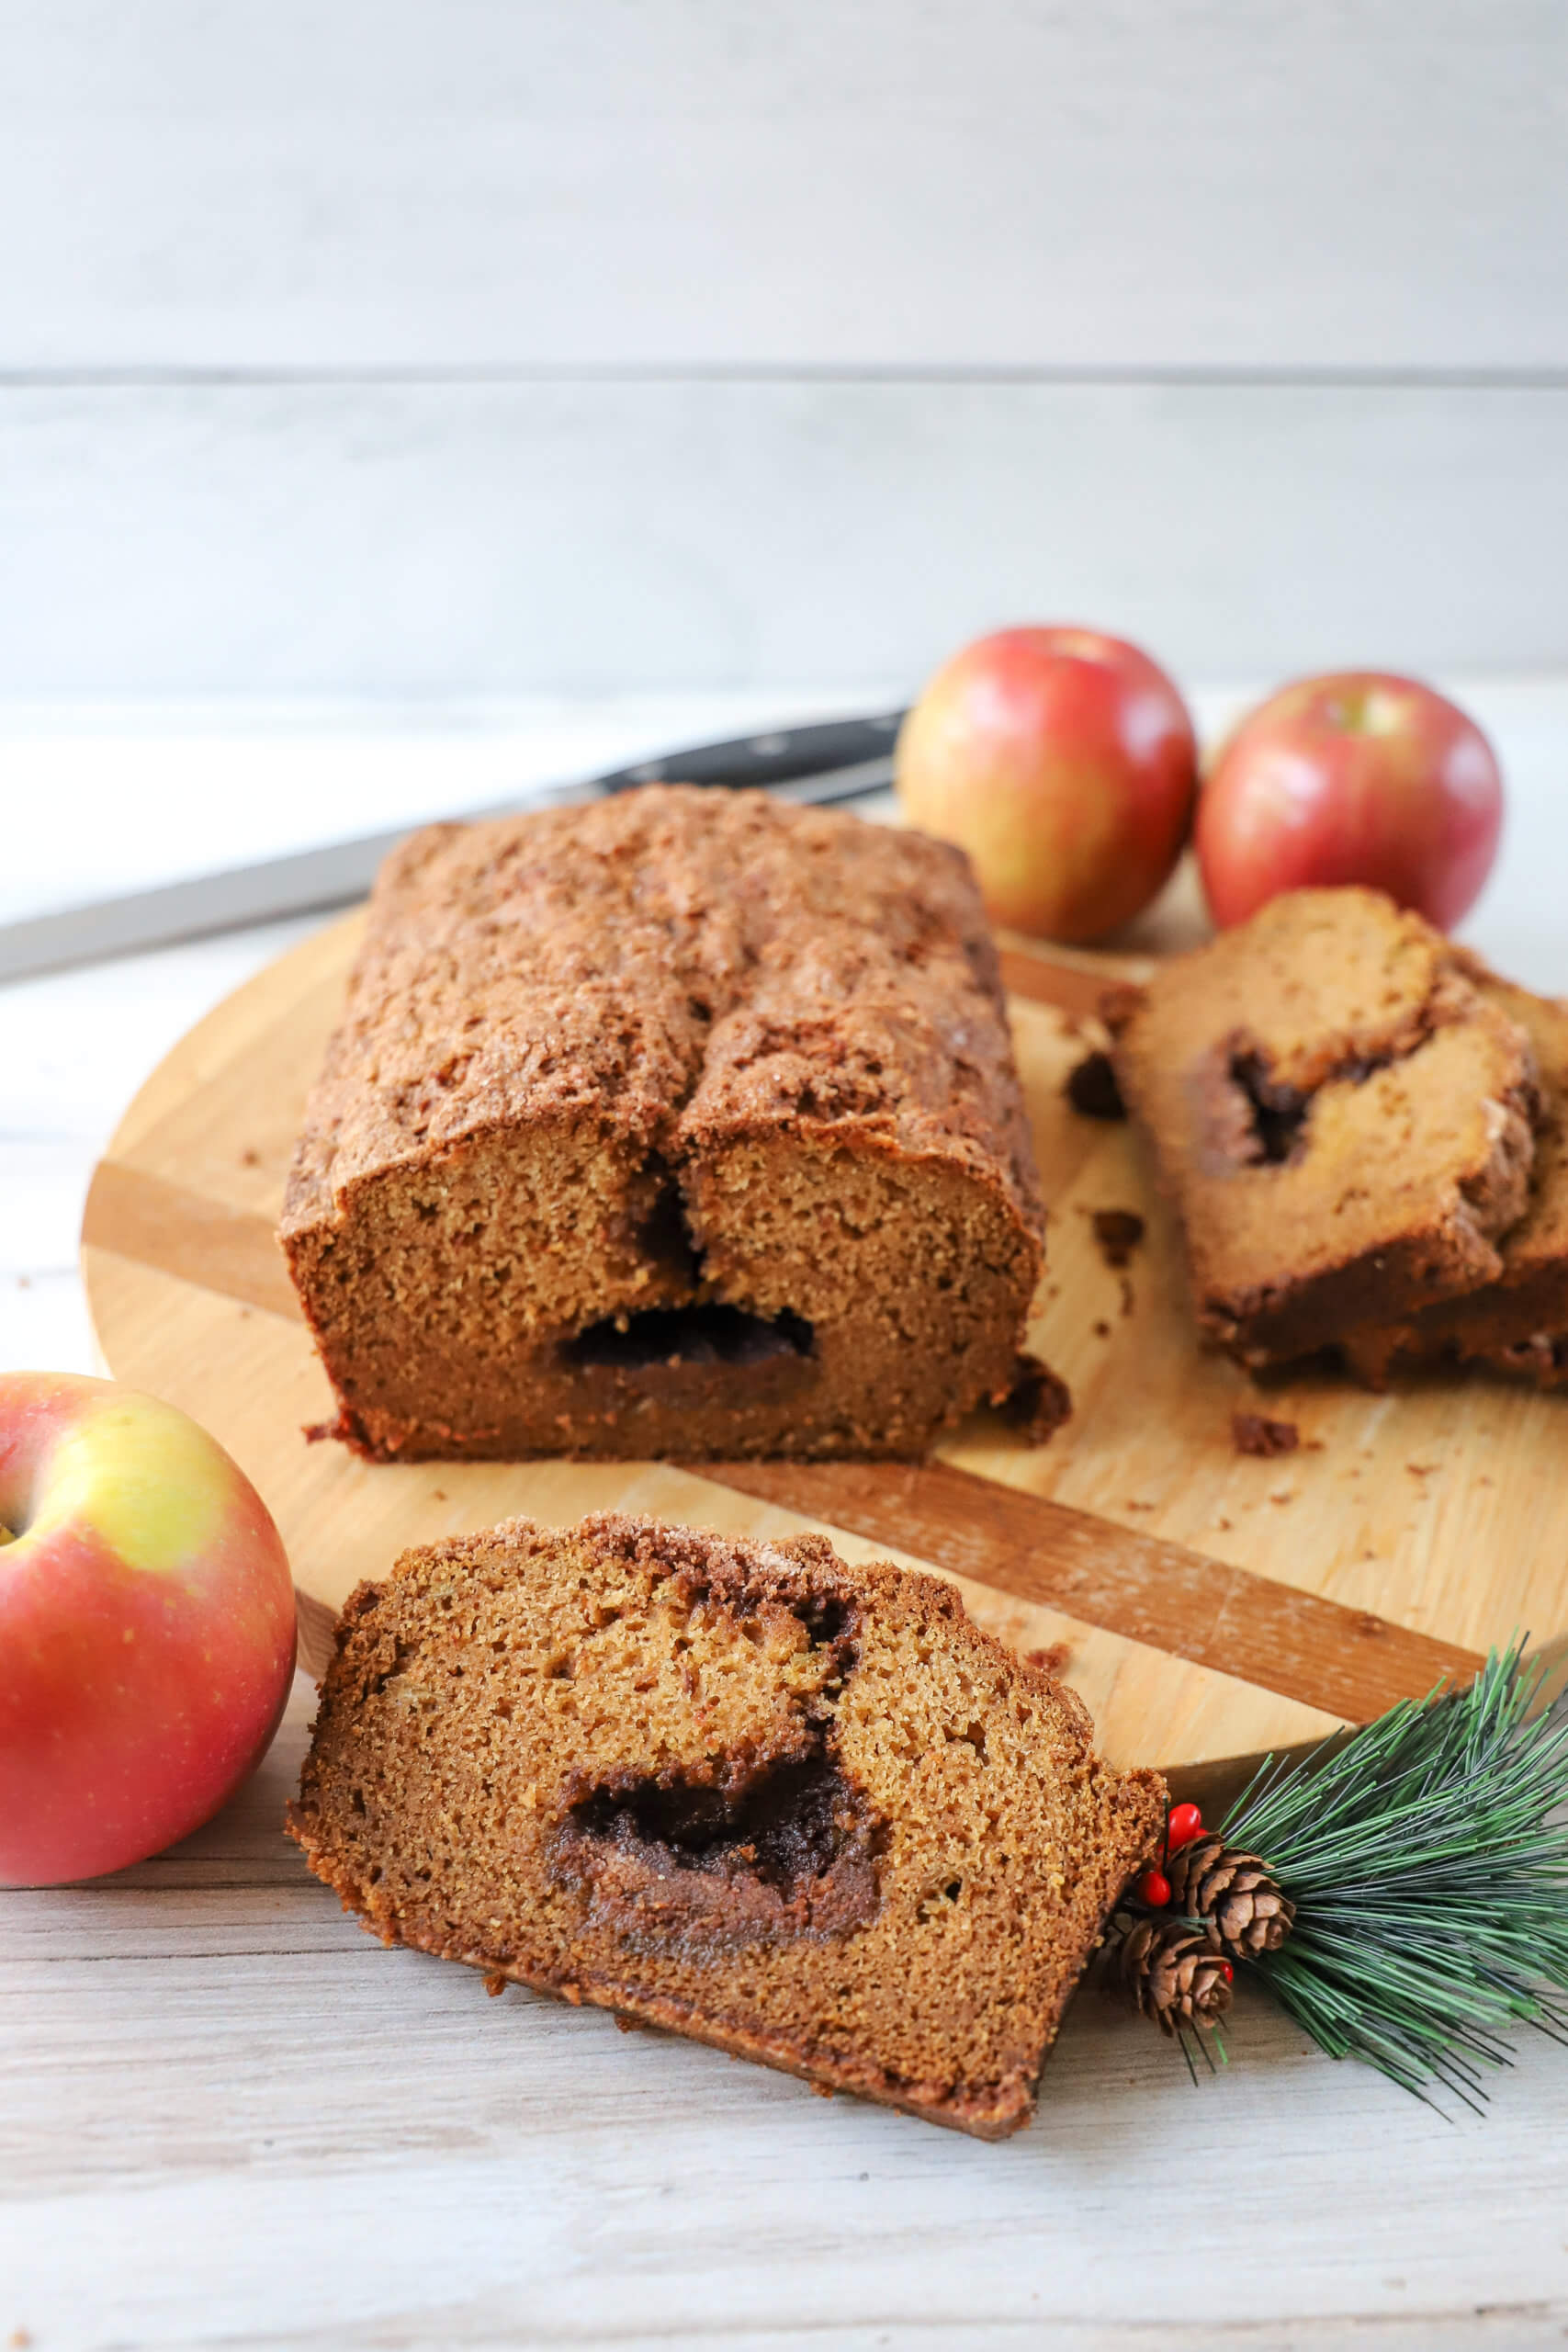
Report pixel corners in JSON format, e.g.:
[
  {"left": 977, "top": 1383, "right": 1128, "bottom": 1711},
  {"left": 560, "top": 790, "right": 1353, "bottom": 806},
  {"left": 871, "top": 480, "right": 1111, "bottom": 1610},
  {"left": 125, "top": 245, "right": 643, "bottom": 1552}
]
[
  {"left": 1065, "top": 1049, "right": 1125, "bottom": 1121},
  {"left": 1024, "top": 1643, "right": 1072, "bottom": 1678},
  {"left": 1001, "top": 1353, "right": 1072, "bottom": 1445},
  {"left": 483, "top": 1972, "right": 507, "bottom": 1996},
  {"left": 1093, "top": 1319, "right": 1111, "bottom": 1339},
  {"left": 1232, "top": 1412, "right": 1299, "bottom": 1458},
  {"left": 1089, "top": 1208, "right": 1145, "bottom": 1268}
]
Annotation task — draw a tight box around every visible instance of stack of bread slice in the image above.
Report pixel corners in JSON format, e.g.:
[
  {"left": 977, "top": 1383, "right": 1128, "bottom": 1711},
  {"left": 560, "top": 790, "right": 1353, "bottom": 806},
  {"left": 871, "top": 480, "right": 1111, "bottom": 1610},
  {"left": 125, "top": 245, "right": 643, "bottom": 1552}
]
[
  {"left": 1339, "top": 968, "right": 1568, "bottom": 1388},
  {"left": 1105, "top": 888, "right": 1568, "bottom": 1388}
]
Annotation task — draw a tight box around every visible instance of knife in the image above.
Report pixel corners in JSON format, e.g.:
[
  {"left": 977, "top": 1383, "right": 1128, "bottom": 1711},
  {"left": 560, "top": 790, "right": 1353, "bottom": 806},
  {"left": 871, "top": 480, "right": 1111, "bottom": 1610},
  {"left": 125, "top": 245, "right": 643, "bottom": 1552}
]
[{"left": 0, "top": 709, "right": 908, "bottom": 987}]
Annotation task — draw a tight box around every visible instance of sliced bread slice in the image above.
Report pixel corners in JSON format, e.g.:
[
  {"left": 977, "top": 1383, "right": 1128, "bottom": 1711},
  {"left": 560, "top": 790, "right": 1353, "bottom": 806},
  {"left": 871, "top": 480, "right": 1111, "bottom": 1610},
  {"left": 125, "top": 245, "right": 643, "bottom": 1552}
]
[
  {"left": 1342, "top": 969, "right": 1568, "bottom": 1386},
  {"left": 288, "top": 1511, "right": 1163, "bottom": 2139}
]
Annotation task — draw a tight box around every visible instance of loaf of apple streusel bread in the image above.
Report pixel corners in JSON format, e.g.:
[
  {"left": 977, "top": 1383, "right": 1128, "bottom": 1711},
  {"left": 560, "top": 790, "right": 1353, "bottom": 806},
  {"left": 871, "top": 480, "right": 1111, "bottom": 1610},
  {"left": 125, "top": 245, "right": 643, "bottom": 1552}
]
[
  {"left": 280, "top": 786, "right": 1058, "bottom": 1460},
  {"left": 288, "top": 1512, "right": 1163, "bottom": 2139}
]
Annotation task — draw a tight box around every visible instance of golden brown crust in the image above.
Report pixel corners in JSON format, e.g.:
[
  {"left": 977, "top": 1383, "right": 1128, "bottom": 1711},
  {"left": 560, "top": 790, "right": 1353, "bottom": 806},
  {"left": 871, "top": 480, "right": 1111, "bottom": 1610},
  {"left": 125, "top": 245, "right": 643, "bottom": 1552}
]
[
  {"left": 288, "top": 1512, "right": 1164, "bottom": 2138},
  {"left": 1107, "top": 888, "right": 1540, "bottom": 1365},
  {"left": 279, "top": 788, "right": 1053, "bottom": 1461},
  {"left": 281, "top": 787, "right": 1041, "bottom": 1240}
]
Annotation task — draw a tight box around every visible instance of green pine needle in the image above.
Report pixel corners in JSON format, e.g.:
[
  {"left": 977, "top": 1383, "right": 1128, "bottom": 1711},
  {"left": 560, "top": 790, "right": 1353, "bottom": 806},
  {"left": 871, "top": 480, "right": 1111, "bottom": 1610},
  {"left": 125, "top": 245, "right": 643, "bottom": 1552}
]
[{"left": 1220, "top": 1642, "right": 1568, "bottom": 2110}]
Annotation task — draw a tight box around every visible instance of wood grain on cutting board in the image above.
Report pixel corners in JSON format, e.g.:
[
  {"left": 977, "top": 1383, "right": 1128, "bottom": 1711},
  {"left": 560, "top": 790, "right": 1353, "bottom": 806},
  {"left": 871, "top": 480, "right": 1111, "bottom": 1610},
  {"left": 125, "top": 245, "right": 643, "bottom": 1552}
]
[{"left": 83, "top": 907, "right": 1568, "bottom": 1771}]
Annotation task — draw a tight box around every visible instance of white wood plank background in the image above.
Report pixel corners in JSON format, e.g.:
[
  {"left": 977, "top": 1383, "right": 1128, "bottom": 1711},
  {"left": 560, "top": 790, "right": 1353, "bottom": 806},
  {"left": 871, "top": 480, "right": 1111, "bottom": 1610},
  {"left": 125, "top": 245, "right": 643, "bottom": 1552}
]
[
  {"left": 1, "top": 1, "right": 1564, "bottom": 693},
  {"left": 5, "top": 0, "right": 1564, "bottom": 373},
  {"left": 3, "top": 379, "right": 1567, "bottom": 694}
]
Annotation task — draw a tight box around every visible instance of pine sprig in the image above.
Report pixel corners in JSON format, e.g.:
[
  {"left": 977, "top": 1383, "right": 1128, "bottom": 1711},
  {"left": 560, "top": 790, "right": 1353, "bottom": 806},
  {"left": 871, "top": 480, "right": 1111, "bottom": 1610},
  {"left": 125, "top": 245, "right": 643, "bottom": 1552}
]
[{"left": 1222, "top": 1644, "right": 1568, "bottom": 2109}]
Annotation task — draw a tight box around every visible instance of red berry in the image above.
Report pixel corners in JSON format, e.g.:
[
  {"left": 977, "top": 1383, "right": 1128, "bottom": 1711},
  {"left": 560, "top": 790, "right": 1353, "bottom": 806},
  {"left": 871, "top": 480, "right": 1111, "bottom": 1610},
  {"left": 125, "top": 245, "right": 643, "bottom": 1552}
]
[
  {"left": 1166, "top": 1802, "right": 1203, "bottom": 1850},
  {"left": 1221, "top": 1962, "right": 1235, "bottom": 1983},
  {"left": 1135, "top": 1869, "right": 1171, "bottom": 1908}
]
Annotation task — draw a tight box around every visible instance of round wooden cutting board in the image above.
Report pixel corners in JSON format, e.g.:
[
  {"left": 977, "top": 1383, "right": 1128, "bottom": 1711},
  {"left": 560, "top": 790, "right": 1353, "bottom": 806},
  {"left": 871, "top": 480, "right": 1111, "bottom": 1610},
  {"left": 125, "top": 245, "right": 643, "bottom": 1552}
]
[{"left": 82, "top": 908, "right": 1568, "bottom": 1776}]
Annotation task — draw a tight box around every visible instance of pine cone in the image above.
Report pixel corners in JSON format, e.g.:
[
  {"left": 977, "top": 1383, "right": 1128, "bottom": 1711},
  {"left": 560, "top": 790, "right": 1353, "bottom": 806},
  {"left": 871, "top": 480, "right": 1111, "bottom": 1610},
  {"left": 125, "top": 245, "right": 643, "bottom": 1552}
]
[
  {"left": 1167, "top": 1835, "right": 1295, "bottom": 1958},
  {"left": 1110, "top": 1916, "right": 1233, "bottom": 2037}
]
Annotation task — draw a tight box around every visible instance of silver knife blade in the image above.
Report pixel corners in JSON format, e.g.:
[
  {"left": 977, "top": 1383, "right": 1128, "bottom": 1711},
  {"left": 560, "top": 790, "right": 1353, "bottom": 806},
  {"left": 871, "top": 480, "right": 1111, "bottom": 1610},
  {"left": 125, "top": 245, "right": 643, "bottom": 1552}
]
[{"left": 0, "top": 724, "right": 900, "bottom": 987}]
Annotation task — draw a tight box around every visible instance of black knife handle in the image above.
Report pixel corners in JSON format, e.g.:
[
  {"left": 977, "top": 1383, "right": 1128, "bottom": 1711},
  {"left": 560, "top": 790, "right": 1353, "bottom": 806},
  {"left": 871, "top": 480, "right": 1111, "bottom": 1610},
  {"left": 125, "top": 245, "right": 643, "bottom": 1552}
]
[{"left": 595, "top": 709, "right": 908, "bottom": 795}]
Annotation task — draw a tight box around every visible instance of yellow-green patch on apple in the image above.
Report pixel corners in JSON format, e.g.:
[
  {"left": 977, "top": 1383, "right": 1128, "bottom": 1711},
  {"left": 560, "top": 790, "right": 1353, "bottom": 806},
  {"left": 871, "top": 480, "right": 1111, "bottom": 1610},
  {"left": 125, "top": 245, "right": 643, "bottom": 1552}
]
[
  {"left": 0, "top": 1372, "right": 297, "bottom": 1885},
  {"left": 895, "top": 625, "right": 1199, "bottom": 944}
]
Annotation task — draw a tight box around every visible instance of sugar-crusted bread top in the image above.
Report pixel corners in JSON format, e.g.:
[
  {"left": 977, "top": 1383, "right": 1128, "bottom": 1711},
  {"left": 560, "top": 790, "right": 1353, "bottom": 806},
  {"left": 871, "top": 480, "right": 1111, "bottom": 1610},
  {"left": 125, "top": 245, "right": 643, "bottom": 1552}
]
[{"left": 282, "top": 786, "right": 1043, "bottom": 1239}]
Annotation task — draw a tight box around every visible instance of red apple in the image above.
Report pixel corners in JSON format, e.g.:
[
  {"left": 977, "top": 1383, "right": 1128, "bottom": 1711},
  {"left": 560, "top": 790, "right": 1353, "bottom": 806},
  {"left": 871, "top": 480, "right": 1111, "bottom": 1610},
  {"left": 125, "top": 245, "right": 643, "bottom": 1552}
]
[
  {"left": 894, "top": 626, "right": 1200, "bottom": 942},
  {"left": 0, "top": 1373, "right": 296, "bottom": 1886},
  {"left": 1197, "top": 673, "right": 1503, "bottom": 931}
]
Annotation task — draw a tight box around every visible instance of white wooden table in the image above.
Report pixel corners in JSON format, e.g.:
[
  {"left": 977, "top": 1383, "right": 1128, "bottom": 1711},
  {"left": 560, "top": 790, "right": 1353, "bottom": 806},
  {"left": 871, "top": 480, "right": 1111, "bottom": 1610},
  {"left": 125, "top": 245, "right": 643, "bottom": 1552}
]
[{"left": 6, "top": 691, "right": 1568, "bottom": 2350}]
